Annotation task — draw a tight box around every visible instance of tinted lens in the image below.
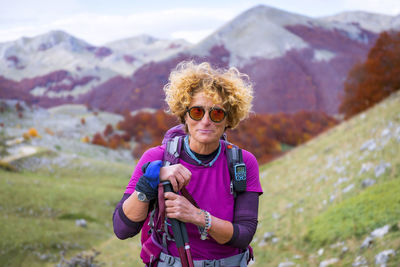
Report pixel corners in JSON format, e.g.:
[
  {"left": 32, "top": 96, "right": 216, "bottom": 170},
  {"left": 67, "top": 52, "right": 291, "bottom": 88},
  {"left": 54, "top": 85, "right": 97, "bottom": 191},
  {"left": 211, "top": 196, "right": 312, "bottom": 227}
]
[
  {"left": 188, "top": 106, "right": 205, "bottom": 121},
  {"left": 209, "top": 108, "right": 226, "bottom": 122}
]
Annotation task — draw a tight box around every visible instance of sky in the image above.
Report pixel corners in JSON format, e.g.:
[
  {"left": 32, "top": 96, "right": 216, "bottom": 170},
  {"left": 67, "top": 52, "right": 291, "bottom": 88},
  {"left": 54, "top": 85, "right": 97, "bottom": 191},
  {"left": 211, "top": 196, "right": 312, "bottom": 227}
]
[{"left": 0, "top": 0, "right": 399, "bottom": 45}]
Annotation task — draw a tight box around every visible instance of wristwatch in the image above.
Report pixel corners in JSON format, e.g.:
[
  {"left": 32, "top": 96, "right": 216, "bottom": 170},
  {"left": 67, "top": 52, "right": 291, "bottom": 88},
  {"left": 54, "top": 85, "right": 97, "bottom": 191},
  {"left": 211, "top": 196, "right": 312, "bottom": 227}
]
[{"left": 137, "top": 191, "right": 150, "bottom": 202}]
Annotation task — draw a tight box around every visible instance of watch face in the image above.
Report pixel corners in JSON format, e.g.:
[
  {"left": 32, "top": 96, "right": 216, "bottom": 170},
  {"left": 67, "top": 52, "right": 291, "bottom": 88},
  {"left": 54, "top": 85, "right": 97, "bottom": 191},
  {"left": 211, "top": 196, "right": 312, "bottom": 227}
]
[{"left": 137, "top": 192, "right": 149, "bottom": 202}]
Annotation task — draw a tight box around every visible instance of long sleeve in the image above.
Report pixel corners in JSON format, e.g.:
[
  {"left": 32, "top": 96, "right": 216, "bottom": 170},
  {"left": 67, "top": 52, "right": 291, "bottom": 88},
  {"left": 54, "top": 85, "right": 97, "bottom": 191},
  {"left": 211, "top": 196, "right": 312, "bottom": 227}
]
[
  {"left": 224, "top": 191, "right": 259, "bottom": 249},
  {"left": 112, "top": 193, "right": 145, "bottom": 239}
]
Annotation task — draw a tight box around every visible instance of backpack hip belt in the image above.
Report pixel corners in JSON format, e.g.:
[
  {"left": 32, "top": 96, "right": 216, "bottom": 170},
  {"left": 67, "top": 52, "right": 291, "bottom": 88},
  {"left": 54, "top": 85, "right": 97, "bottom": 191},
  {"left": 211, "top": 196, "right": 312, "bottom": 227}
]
[{"left": 159, "top": 249, "right": 250, "bottom": 267}]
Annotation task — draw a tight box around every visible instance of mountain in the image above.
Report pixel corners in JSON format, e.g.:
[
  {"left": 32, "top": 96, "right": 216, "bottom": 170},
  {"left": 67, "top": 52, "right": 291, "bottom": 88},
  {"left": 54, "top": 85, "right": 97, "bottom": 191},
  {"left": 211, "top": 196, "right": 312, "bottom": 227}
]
[
  {"left": 1, "top": 5, "right": 399, "bottom": 114},
  {"left": 321, "top": 11, "right": 400, "bottom": 33},
  {"left": 0, "top": 30, "right": 191, "bottom": 108}
]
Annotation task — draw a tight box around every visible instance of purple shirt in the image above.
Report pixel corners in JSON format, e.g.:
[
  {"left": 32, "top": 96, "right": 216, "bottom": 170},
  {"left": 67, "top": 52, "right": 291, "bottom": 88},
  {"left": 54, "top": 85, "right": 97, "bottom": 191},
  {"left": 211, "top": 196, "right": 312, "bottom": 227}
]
[{"left": 124, "top": 140, "right": 262, "bottom": 260}]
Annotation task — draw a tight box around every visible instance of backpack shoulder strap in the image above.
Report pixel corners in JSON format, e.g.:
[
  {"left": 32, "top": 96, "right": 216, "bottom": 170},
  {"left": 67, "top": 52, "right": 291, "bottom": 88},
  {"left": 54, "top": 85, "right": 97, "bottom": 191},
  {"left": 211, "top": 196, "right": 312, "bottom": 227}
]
[
  {"left": 225, "top": 141, "right": 247, "bottom": 197},
  {"left": 163, "top": 135, "right": 199, "bottom": 207},
  {"left": 163, "top": 136, "right": 182, "bottom": 166}
]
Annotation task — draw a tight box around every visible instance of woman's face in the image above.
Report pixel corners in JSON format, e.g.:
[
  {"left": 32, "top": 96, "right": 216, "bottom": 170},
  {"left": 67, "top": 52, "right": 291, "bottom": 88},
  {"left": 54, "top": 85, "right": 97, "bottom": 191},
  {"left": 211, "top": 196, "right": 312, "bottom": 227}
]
[{"left": 185, "top": 91, "right": 227, "bottom": 151}]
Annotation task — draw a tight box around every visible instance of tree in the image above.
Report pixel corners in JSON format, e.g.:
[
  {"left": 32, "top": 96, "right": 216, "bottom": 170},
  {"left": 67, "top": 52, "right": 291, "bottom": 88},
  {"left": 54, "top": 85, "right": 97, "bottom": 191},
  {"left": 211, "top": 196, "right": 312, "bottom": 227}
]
[{"left": 339, "top": 31, "right": 400, "bottom": 119}]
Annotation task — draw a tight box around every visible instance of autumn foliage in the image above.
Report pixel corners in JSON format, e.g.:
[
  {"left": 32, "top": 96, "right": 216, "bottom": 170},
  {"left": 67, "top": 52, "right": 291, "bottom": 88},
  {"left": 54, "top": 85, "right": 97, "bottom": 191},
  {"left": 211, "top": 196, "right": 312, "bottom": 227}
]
[
  {"left": 92, "top": 109, "right": 337, "bottom": 163},
  {"left": 91, "top": 124, "right": 130, "bottom": 149},
  {"left": 339, "top": 30, "right": 400, "bottom": 119},
  {"left": 227, "top": 111, "right": 337, "bottom": 163},
  {"left": 117, "top": 110, "right": 179, "bottom": 157}
]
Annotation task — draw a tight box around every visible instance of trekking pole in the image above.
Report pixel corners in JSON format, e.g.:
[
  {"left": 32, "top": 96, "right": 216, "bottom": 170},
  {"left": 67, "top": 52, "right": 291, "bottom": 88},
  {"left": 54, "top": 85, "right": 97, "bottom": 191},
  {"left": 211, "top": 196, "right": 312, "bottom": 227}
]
[
  {"left": 162, "top": 181, "right": 194, "bottom": 267},
  {"left": 179, "top": 221, "right": 194, "bottom": 267}
]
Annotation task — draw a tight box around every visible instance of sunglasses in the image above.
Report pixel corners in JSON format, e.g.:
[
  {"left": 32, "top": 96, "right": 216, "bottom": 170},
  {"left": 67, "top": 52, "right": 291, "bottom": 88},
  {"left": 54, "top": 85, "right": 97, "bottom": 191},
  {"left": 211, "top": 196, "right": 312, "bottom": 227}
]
[{"left": 187, "top": 106, "right": 226, "bottom": 123}]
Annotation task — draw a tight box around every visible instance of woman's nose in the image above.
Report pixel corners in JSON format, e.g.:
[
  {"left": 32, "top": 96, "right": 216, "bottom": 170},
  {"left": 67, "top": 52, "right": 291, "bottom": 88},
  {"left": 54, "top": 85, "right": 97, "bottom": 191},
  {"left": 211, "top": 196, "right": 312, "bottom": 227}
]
[{"left": 200, "top": 111, "right": 212, "bottom": 124}]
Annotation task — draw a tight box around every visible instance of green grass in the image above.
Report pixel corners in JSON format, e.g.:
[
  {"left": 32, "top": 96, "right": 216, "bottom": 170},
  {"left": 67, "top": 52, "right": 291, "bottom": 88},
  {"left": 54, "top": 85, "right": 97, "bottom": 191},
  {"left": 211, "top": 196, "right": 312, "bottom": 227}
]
[
  {"left": 0, "top": 156, "right": 132, "bottom": 266},
  {"left": 305, "top": 178, "right": 400, "bottom": 247}
]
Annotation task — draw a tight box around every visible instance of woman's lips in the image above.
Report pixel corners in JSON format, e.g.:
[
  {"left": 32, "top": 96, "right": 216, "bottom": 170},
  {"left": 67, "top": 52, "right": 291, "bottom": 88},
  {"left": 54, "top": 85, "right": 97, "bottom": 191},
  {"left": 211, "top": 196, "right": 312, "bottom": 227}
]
[{"left": 198, "top": 129, "right": 213, "bottom": 134}]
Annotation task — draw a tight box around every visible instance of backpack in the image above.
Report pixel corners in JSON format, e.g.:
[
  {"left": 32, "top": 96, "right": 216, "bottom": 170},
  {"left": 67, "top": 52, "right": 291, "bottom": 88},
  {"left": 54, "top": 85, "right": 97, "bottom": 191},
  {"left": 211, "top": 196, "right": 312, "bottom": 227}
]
[{"left": 139, "top": 124, "right": 250, "bottom": 266}]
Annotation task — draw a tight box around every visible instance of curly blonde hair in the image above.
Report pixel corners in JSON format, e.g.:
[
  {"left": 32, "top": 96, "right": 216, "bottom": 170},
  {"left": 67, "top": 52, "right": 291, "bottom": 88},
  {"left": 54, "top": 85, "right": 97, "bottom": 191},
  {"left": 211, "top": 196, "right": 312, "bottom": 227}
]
[{"left": 164, "top": 61, "right": 253, "bottom": 129}]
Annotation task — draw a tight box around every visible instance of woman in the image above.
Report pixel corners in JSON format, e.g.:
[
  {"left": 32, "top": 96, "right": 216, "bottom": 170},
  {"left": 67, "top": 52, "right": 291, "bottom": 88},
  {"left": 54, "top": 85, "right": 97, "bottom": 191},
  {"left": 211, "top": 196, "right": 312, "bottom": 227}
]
[{"left": 113, "top": 61, "right": 263, "bottom": 266}]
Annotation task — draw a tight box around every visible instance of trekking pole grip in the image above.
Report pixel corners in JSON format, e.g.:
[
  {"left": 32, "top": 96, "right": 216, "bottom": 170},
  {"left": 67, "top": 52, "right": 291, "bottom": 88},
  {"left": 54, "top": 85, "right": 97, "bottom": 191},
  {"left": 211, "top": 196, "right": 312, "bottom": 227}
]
[{"left": 161, "top": 181, "right": 189, "bottom": 266}]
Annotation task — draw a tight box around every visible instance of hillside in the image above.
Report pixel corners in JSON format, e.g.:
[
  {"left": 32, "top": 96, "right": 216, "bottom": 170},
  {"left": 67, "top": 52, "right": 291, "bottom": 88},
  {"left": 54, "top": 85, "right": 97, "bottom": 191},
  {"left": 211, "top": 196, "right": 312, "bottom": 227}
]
[
  {"left": 253, "top": 91, "right": 400, "bottom": 266},
  {"left": 0, "top": 91, "right": 399, "bottom": 266}
]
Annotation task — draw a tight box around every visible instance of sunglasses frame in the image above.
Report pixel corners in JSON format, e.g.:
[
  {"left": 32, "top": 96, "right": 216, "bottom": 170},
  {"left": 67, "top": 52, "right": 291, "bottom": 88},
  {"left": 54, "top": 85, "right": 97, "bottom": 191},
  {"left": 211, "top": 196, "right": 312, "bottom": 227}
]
[{"left": 186, "top": 106, "right": 227, "bottom": 123}]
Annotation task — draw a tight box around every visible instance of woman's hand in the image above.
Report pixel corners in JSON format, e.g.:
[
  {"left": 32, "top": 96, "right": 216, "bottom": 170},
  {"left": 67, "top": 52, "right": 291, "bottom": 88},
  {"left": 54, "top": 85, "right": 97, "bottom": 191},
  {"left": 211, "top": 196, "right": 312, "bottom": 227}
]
[
  {"left": 164, "top": 191, "right": 235, "bottom": 244},
  {"left": 164, "top": 192, "right": 201, "bottom": 224},
  {"left": 159, "top": 164, "right": 191, "bottom": 192}
]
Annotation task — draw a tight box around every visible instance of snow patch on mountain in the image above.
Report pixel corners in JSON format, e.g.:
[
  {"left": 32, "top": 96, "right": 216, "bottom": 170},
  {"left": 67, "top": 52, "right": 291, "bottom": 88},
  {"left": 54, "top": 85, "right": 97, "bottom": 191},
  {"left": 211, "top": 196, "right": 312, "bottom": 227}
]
[
  {"left": 313, "top": 49, "right": 336, "bottom": 62},
  {"left": 191, "top": 5, "right": 310, "bottom": 66},
  {"left": 321, "top": 11, "right": 397, "bottom": 33},
  {"left": 105, "top": 34, "right": 191, "bottom": 73},
  {"left": 30, "top": 79, "right": 98, "bottom": 99},
  {"left": 190, "top": 5, "right": 374, "bottom": 67}
]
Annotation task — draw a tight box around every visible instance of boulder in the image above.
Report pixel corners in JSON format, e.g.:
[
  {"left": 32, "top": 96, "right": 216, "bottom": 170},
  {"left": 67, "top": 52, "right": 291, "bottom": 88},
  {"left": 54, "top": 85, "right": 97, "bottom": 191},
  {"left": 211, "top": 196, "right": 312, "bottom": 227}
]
[
  {"left": 370, "top": 225, "right": 390, "bottom": 238},
  {"left": 361, "top": 178, "right": 376, "bottom": 188},
  {"left": 352, "top": 255, "right": 367, "bottom": 266},
  {"left": 319, "top": 258, "right": 339, "bottom": 267},
  {"left": 375, "top": 249, "right": 396, "bottom": 266},
  {"left": 360, "top": 236, "right": 373, "bottom": 249}
]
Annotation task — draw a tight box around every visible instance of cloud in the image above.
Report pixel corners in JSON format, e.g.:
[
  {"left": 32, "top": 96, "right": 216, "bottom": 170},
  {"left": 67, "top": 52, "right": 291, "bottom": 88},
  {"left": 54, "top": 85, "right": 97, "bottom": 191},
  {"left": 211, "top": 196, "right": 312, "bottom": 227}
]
[
  {"left": 1, "top": 1, "right": 399, "bottom": 45},
  {"left": 0, "top": 7, "right": 236, "bottom": 45},
  {"left": 342, "top": 0, "right": 400, "bottom": 15},
  {"left": 171, "top": 29, "right": 216, "bottom": 43}
]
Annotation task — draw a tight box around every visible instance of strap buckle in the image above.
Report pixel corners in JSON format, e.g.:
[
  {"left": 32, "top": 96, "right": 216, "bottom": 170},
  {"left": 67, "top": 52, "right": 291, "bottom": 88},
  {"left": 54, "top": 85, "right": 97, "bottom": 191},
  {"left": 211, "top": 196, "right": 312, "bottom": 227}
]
[
  {"left": 202, "top": 259, "right": 220, "bottom": 267},
  {"left": 166, "top": 255, "right": 175, "bottom": 265}
]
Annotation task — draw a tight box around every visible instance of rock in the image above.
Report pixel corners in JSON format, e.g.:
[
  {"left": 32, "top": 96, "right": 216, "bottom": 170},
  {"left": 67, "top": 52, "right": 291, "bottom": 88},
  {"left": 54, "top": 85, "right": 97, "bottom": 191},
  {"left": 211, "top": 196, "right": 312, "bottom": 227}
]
[
  {"left": 375, "top": 249, "right": 396, "bottom": 266},
  {"left": 329, "top": 195, "right": 336, "bottom": 203},
  {"left": 359, "top": 162, "right": 374, "bottom": 175},
  {"left": 334, "top": 177, "right": 348, "bottom": 187},
  {"left": 258, "top": 240, "right": 267, "bottom": 247},
  {"left": 381, "top": 128, "right": 390, "bottom": 137},
  {"left": 334, "top": 166, "right": 346, "bottom": 174},
  {"left": 341, "top": 246, "right": 349, "bottom": 254},
  {"left": 278, "top": 262, "right": 295, "bottom": 267},
  {"left": 319, "top": 258, "right": 339, "bottom": 267},
  {"left": 361, "top": 178, "right": 376, "bottom": 188},
  {"left": 272, "top": 213, "right": 280, "bottom": 220},
  {"left": 315, "top": 175, "right": 328, "bottom": 183},
  {"left": 342, "top": 184, "right": 355, "bottom": 193},
  {"left": 360, "top": 139, "right": 376, "bottom": 151},
  {"left": 318, "top": 248, "right": 324, "bottom": 256},
  {"left": 330, "top": 241, "right": 345, "bottom": 249},
  {"left": 263, "top": 232, "right": 274, "bottom": 241},
  {"left": 360, "top": 236, "right": 373, "bottom": 249},
  {"left": 309, "top": 155, "right": 318, "bottom": 162},
  {"left": 75, "top": 219, "right": 87, "bottom": 228},
  {"left": 271, "top": 237, "right": 279, "bottom": 244},
  {"left": 370, "top": 225, "right": 390, "bottom": 238},
  {"left": 296, "top": 207, "right": 304, "bottom": 213},
  {"left": 396, "top": 126, "right": 400, "bottom": 136},
  {"left": 352, "top": 255, "right": 367, "bottom": 266},
  {"left": 375, "top": 162, "right": 391, "bottom": 177}
]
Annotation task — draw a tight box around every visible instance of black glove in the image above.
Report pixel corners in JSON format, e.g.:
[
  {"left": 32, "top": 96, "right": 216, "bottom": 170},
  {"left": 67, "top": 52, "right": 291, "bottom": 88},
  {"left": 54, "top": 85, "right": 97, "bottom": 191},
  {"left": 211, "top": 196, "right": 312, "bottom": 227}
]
[{"left": 134, "top": 160, "right": 162, "bottom": 201}]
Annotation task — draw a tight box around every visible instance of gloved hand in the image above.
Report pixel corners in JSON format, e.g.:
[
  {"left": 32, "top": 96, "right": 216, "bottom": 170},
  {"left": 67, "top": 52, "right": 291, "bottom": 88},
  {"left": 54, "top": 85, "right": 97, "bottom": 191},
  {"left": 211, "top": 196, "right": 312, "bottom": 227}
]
[{"left": 134, "top": 160, "right": 163, "bottom": 201}]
